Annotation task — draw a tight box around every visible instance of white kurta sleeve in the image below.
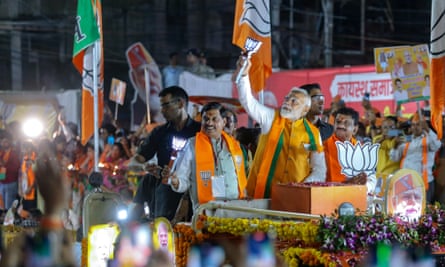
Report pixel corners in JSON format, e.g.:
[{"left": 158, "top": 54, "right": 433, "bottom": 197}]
[
  {"left": 171, "top": 143, "right": 193, "bottom": 193},
  {"left": 304, "top": 151, "right": 327, "bottom": 182},
  {"left": 389, "top": 143, "right": 405, "bottom": 162},
  {"left": 237, "top": 76, "right": 275, "bottom": 134},
  {"left": 427, "top": 130, "right": 442, "bottom": 152}
]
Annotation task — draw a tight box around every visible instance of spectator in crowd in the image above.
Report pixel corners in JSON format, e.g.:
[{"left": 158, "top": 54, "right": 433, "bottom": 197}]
[
  {"left": 186, "top": 48, "right": 215, "bottom": 79},
  {"left": 169, "top": 102, "right": 247, "bottom": 213},
  {"left": 324, "top": 107, "right": 377, "bottom": 193},
  {"left": 355, "top": 121, "right": 372, "bottom": 144},
  {"left": 221, "top": 107, "right": 238, "bottom": 137},
  {"left": 0, "top": 139, "right": 76, "bottom": 267},
  {"left": 18, "top": 140, "right": 37, "bottom": 212},
  {"left": 131, "top": 86, "right": 201, "bottom": 221},
  {"left": 0, "top": 131, "right": 20, "bottom": 210},
  {"left": 328, "top": 95, "right": 346, "bottom": 125},
  {"left": 162, "top": 51, "right": 184, "bottom": 88},
  {"left": 233, "top": 57, "right": 326, "bottom": 199},
  {"left": 361, "top": 92, "right": 382, "bottom": 139},
  {"left": 374, "top": 116, "right": 401, "bottom": 173},
  {"left": 221, "top": 107, "right": 251, "bottom": 175},
  {"left": 300, "top": 83, "right": 333, "bottom": 141},
  {"left": 99, "top": 142, "right": 129, "bottom": 195},
  {"left": 390, "top": 113, "right": 442, "bottom": 203},
  {"left": 373, "top": 116, "right": 401, "bottom": 194}
]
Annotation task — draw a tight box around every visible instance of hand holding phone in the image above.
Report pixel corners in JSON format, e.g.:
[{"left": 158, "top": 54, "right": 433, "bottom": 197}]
[
  {"left": 107, "top": 136, "right": 115, "bottom": 145},
  {"left": 387, "top": 129, "right": 400, "bottom": 137}
]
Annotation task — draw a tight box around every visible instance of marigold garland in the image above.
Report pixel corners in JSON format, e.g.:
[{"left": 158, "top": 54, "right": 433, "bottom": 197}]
[
  {"left": 204, "top": 216, "right": 319, "bottom": 245},
  {"left": 282, "top": 247, "right": 337, "bottom": 267},
  {"left": 173, "top": 223, "right": 209, "bottom": 267},
  {"left": 81, "top": 237, "right": 88, "bottom": 267}
]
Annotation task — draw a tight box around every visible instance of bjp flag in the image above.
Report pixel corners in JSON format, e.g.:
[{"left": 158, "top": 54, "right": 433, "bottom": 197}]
[
  {"left": 232, "top": 0, "right": 272, "bottom": 93},
  {"left": 430, "top": 0, "right": 445, "bottom": 139},
  {"left": 73, "top": 0, "right": 104, "bottom": 145}
]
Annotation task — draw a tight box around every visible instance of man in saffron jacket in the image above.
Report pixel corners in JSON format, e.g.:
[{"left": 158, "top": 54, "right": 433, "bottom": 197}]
[
  {"left": 324, "top": 107, "right": 377, "bottom": 193},
  {"left": 233, "top": 57, "right": 326, "bottom": 199},
  {"left": 169, "top": 102, "right": 247, "bottom": 213}
]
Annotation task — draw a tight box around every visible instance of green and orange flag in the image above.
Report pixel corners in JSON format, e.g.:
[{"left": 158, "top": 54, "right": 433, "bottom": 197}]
[{"left": 73, "top": 0, "right": 103, "bottom": 145}]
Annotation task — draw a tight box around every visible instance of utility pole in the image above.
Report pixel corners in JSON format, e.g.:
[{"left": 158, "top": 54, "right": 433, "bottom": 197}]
[
  {"left": 271, "top": 0, "right": 281, "bottom": 68},
  {"left": 8, "top": 0, "right": 22, "bottom": 90},
  {"left": 322, "top": 0, "right": 333, "bottom": 67}
]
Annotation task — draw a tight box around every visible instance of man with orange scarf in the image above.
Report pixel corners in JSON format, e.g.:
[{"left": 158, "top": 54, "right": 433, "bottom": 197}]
[
  {"left": 233, "top": 57, "right": 326, "bottom": 199},
  {"left": 324, "top": 107, "right": 377, "bottom": 193},
  {"left": 19, "top": 141, "right": 37, "bottom": 211},
  {"left": 389, "top": 113, "right": 441, "bottom": 203},
  {"left": 169, "top": 102, "right": 247, "bottom": 213}
]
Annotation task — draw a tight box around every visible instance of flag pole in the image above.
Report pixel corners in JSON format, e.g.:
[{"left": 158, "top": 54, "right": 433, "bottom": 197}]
[
  {"left": 114, "top": 102, "right": 118, "bottom": 121},
  {"left": 93, "top": 40, "right": 100, "bottom": 172},
  {"left": 144, "top": 66, "right": 151, "bottom": 125}
]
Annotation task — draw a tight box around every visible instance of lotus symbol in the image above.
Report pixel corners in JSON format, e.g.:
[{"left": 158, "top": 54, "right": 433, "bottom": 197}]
[
  {"left": 335, "top": 141, "right": 380, "bottom": 177},
  {"left": 239, "top": 0, "right": 271, "bottom": 37}
]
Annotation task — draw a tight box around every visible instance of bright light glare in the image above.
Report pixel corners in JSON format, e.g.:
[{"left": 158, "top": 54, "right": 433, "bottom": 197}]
[
  {"left": 117, "top": 209, "right": 128, "bottom": 221},
  {"left": 136, "top": 227, "right": 150, "bottom": 246},
  {"left": 22, "top": 118, "right": 43, "bottom": 138}
]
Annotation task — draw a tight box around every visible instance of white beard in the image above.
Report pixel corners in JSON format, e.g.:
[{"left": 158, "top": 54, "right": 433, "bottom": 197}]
[{"left": 280, "top": 108, "right": 299, "bottom": 121}]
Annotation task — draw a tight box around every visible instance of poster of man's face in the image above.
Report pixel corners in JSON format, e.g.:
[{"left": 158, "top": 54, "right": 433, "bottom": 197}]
[
  {"left": 386, "top": 170, "right": 425, "bottom": 222},
  {"left": 153, "top": 217, "right": 175, "bottom": 263}
]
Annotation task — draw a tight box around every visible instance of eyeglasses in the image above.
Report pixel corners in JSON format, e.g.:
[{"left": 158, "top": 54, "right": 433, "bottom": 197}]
[
  {"left": 161, "top": 99, "right": 179, "bottom": 108},
  {"left": 311, "top": 95, "right": 325, "bottom": 101}
]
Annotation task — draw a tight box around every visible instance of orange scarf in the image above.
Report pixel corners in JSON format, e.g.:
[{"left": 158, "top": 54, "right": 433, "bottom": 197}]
[
  {"left": 401, "top": 136, "right": 428, "bottom": 190},
  {"left": 21, "top": 153, "right": 36, "bottom": 200},
  {"left": 248, "top": 112, "right": 286, "bottom": 198},
  {"left": 195, "top": 131, "right": 247, "bottom": 204},
  {"left": 247, "top": 111, "right": 323, "bottom": 198},
  {"left": 324, "top": 135, "right": 357, "bottom": 182}
]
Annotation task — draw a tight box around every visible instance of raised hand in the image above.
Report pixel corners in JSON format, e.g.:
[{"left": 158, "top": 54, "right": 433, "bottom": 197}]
[{"left": 33, "top": 139, "right": 70, "bottom": 216}]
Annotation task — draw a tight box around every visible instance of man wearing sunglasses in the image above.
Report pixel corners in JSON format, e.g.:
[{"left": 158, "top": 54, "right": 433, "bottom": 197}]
[
  {"left": 131, "top": 86, "right": 201, "bottom": 221},
  {"left": 300, "top": 83, "right": 333, "bottom": 141}
]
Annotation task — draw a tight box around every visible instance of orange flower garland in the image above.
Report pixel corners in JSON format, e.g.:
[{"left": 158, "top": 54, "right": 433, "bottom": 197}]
[
  {"left": 282, "top": 247, "right": 336, "bottom": 267},
  {"left": 173, "top": 223, "right": 209, "bottom": 267}
]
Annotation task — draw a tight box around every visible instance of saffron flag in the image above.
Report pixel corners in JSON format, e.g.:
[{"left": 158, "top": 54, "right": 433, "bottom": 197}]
[
  {"left": 430, "top": 0, "right": 445, "bottom": 139},
  {"left": 73, "top": 0, "right": 103, "bottom": 145},
  {"left": 232, "top": 0, "right": 272, "bottom": 93}
]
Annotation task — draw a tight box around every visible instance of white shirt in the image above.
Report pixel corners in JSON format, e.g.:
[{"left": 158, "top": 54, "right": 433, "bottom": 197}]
[
  {"left": 237, "top": 76, "right": 326, "bottom": 182},
  {"left": 394, "top": 89, "right": 408, "bottom": 103},
  {"left": 390, "top": 130, "right": 442, "bottom": 183},
  {"left": 172, "top": 137, "right": 241, "bottom": 213}
]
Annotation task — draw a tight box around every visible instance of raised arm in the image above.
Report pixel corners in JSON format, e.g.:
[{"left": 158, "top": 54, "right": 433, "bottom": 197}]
[{"left": 233, "top": 57, "right": 275, "bottom": 134}]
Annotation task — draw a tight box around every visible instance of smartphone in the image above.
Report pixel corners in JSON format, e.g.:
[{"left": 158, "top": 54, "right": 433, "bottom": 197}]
[
  {"left": 107, "top": 136, "right": 115, "bottom": 145},
  {"left": 246, "top": 232, "right": 276, "bottom": 267},
  {"left": 387, "top": 129, "right": 400, "bottom": 137}
]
